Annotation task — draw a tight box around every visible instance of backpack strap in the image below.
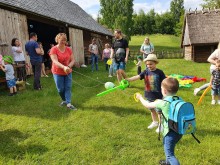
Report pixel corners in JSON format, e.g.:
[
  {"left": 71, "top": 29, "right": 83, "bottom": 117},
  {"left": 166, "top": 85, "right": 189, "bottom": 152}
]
[{"left": 191, "top": 133, "right": 201, "bottom": 144}]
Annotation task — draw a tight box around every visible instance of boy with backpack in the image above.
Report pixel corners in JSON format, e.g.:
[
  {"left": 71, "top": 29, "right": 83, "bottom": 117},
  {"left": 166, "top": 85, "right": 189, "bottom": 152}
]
[{"left": 136, "top": 77, "right": 199, "bottom": 165}]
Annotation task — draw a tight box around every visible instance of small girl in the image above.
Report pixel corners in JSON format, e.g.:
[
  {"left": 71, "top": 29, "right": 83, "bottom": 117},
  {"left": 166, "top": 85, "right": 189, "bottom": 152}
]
[
  {"left": 0, "top": 56, "right": 17, "bottom": 96},
  {"left": 210, "top": 60, "right": 220, "bottom": 105},
  {"left": 102, "top": 43, "right": 111, "bottom": 72},
  {"left": 136, "top": 55, "right": 142, "bottom": 74}
]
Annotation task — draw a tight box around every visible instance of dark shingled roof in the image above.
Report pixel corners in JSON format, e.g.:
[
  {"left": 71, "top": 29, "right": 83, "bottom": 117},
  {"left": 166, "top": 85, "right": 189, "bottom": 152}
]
[
  {"left": 182, "top": 9, "right": 220, "bottom": 46},
  {"left": 0, "top": 0, "right": 112, "bottom": 36}
]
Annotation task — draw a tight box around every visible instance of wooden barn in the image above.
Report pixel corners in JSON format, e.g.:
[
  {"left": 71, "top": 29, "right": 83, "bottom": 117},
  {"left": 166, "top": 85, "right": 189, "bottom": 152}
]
[
  {"left": 181, "top": 9, "right": 220, "bottom": 62},
  {"left": 0, "top": 0, "right": 113, "bottom": 66}
]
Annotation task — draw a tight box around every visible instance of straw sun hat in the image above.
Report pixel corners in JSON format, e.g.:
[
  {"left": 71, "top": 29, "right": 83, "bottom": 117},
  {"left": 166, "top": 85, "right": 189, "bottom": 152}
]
[{"left": 143, "top": 54, "right": 159, "bottom": 64}]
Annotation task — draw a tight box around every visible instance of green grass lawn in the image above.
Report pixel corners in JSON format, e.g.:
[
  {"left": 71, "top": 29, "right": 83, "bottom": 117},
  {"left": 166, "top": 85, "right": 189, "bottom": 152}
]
[
  {"left": 130, "top": 34, "right": 182, "bottom": 52},
  {"left": 0, "top": 58, "right": 219, "bottom": 164}
]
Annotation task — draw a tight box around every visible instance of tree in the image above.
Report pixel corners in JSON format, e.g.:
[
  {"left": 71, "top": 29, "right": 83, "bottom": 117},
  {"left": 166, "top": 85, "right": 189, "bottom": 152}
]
[
  {"left": 201, "top": 0, "right": 220, "bottom": 8},
  {"left": 99, "top": 0, "right": 134, "bottom": 40},
  {"left": 170, "top": 0, "right": 184, "bottom": 25}
]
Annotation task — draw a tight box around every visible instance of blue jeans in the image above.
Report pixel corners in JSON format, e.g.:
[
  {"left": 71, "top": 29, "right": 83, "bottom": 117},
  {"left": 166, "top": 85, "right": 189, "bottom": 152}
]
[
  {"left": 163, "top": 130, "right": 182, "bottom": 165},
  {"left": 109, "top": 61, "right": 116, "bottom": 76},
  {"left": 103, "top": 58, "right": 109, "bottom": 71},
  {"left": 91, "top": 54, "right": 98, "bottom": 71},
  {"left": 53, "top": 73, "right": 72, "bottom": 104},
  {"left": 31, "top": 61, "right": 42, "bottom": 89},
  {"left": 114, "top": 61, "right": 126, "bottom": 71}
]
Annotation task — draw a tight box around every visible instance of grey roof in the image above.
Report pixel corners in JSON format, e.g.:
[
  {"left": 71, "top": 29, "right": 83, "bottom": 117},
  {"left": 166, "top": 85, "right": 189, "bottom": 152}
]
[
  {"left": 182, "top": 9, "right": 220, "bottom": 46},
  {"left": 0, "top": 0, "right": 113, "bottom": 36}
]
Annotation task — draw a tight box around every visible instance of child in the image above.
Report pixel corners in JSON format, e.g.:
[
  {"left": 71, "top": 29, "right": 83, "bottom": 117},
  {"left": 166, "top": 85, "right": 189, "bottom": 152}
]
[
  {"left": 0, "top": 56, "right": 17, "bottom": 96},
  {"left": 38, "top": 42, "right": 48, "bottom": 77},
  {"left": 210, "top": 60, "right": 220, "bottom": 105},
  {"left": 136, "top": 55, "right": 142, "bottom": 74},
  {"left": 102, "top": 43, "right": 111, "bottom": 73},
  {"left": 126, "top": 54, "right": 166, "bottom": 133},
  {"left": 136, "top": 77, "right": 182, "bottom": 165}
]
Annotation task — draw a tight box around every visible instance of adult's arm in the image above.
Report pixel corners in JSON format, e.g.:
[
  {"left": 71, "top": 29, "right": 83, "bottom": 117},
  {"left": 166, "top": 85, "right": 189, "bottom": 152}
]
[
  {"left": 125, "top": 47, "right": 129, "bottom": 63},
  {"left": 207, "top": 50, "right": 218, "bottom": 65},
  {"left": 110, "top": 48, "right": 114, "bottom": 59},
  {"left": 36, "top": 47, "right": 44, "bottom": 55},
  {"left": 68, "top": 52, "right": 75, "bottom": 68}
]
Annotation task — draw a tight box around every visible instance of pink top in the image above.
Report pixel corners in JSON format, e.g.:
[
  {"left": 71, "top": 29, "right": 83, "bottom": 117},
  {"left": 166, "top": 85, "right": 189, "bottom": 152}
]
[
  {"left": 103, "top": 48, "right": 111, "bottom": 58},
  {"left": 50, "top": 46, "right": 72, "bottom": 75}
]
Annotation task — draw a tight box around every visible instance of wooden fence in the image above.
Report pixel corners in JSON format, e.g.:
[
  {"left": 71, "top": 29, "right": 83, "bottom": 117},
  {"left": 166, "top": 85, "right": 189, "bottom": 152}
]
[{"left": 129, "top": 50, "right": 184, "bottom": 60}]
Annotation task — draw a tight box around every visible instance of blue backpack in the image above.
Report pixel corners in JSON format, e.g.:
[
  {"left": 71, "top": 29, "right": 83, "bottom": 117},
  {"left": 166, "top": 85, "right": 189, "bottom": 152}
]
[{"left": 162, "top": 96, "right": 200, "bottom": 143}]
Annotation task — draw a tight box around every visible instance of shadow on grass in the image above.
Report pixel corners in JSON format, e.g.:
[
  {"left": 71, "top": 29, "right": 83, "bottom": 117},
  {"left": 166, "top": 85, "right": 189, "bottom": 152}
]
[
  {"left": 87, "top": 105, "right": 148, "bottom": 117},
  {"left": 0, "top": 129, "right": 48, "bottom": 160}
]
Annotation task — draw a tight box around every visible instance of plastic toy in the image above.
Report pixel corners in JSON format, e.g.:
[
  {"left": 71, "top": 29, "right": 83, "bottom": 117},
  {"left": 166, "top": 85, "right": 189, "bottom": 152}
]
[
  {"left": 97, "top": 79, "right": 129, "bottom": 97},
  {"left": 106, "top": 59, "right": 112, "bottom": 65},
  {"left": 197, "top": 86, "right": 211, "bottom": 105},
  {"left": 134, "top": 92, "right": 140, "bottom": 102},
  {"left": 104, "top": 82, "right": 115, "bottom": 90},
  {"left": 134, "top": 60, "right": 137, "bottom": 65}
]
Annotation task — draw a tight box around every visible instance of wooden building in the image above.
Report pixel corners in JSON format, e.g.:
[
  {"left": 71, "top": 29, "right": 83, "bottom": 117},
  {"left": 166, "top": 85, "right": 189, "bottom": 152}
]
[
  {"left": 0, "top": 0, "right": 113, "bottom": 66},
  {"left": 181, "top": 9, "right": 220, "bottom": 62}
]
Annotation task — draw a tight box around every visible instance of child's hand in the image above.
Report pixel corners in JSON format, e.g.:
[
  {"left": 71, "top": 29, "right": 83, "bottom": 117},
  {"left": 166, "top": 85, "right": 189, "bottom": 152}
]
[{"left": 135, "top": 93, "right": 142, "bottom": 100}]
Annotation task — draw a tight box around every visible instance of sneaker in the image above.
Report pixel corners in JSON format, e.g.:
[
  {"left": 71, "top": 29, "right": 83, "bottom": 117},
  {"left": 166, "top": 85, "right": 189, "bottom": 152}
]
[
  {"left": 211, "top": 100, "right": 216, "bottom": 105},
  {"left": 45, "top": 75, "right": 49, "bottom": 77},
  {"left": 8, "top": 93, "right": 14, "bottom": 96},
  {"left": 159, "top": 160, "right": 170, "bottom": 165},
  {"left": 67, "top": 104, "right": 77, "bottom": 110},
  {"left": 108, "top": 75, "right": 113, "bottom": 77},
  {"left": 194, "top": 88, "right": 200, "bottom": 96},
  {"left": 60, "top": 101, "right": 67, "bottom": 106},
  {"left": 156, "top": 125, "right": 163, "bottom": 133},
  {"left": 218, "top": 100, "right": 220, "bottom": 105},
  {"left": 147, "top": 121, "right": 158, "bottom": 129},
  {"left": 26, "top": 82, "right": 31, "bottom": 85}
]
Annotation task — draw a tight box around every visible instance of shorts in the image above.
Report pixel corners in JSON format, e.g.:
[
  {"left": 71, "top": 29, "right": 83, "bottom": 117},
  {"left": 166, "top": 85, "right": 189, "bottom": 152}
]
[
  {"left": 7, "top": 78, "right": 16, "bottom": 88},
  {"left": 211, "top": 87, "right": 220, "bottom": 96},
  {"left": 114, "top": 61, "right": 126, "bottom": 71}
]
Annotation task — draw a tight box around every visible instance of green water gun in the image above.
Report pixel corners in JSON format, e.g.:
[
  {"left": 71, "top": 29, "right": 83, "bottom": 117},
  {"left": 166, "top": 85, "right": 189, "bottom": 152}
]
[{"left": 96, "top": 79, "right": 129, "bottom": 97}]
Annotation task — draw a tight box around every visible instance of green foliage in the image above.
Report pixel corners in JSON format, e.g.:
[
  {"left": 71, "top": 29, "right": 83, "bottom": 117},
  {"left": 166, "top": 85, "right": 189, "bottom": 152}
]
[
  {"left": 201, "top": 0, "right": 220, "bottom": 8},
  {"left": 130, "top": 34, "right": 181, "bottom": 52},
  {"left": 100, "top": 0, "right": 133, "bottom": 40},
  {"left": 170, "top": 0, "right": 184, "bottom": 24}
]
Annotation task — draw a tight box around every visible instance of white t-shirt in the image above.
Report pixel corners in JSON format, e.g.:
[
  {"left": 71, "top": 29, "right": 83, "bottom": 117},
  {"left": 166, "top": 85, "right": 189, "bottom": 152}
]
[
  {"left": 89, "top": 44, "right": 98, "bottom": 55},
  {"left": 5, "top": 64, "right": 15, "bottom": 80},
  {"left": 12, "top": 46, "right": 25, "bottom": 62}
]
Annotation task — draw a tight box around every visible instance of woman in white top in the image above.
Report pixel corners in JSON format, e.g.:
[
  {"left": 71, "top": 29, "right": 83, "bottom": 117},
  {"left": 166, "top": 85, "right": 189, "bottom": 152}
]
[
  {"left": 11, "top": 38, "right": 27, "bottom": 82},
  {"left": 140, "top": 37, "right": 154, "bottom": 60},
  {"left": 194, "top": 43, "right": 220, "bottom": 96}
]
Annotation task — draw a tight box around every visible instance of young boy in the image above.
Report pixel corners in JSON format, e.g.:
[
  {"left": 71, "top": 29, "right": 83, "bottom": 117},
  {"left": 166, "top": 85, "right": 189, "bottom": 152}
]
[
  {"left": 126, "top": 54, "right": 166, "bottom": 133},
  {"left": 210, "top": 60, "right": 220, "bottom": 105},
  {"left": 136, "top": 77, "right": 182, "bottom": 165},
  {"left": 0, "top": 56, "right": 17, "bottom": 96}
]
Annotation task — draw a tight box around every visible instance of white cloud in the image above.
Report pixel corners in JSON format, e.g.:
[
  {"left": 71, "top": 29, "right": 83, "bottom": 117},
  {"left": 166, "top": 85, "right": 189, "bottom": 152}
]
[
  {"left": 184, "top": 0, "right": 203, "bottom": 10},
  {"left": 133, "top": 1, "right": 170, "bottom": 14},
  {"left": 70, "top": 0, "right": 99, "bottom": 9}
]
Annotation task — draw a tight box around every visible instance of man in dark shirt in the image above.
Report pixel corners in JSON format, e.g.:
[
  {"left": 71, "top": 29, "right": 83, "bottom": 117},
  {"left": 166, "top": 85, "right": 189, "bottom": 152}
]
[
  {"left": 110, "top": 29, "right": 129, "bottom": 83},
  {"left": 25, "top": 32, "right": 44, "bottom": 90}
]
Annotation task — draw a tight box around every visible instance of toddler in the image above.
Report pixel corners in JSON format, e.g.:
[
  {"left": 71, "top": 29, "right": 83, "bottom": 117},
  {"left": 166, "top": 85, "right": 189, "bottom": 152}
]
[
  {"left": 210, "top": 60, "right": 220, "bottom": 104},
  {"left": 0, "top": 56, "right": 17, "bottom": 96}
]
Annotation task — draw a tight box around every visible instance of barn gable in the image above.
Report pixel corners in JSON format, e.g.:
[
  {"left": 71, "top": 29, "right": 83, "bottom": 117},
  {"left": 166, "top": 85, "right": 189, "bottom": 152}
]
[
  {"left": 0, "top": 0, "right": 113, "bottom": 65},
  {"left": 181, "top": 9, "right": 220, "bottom": 62}
]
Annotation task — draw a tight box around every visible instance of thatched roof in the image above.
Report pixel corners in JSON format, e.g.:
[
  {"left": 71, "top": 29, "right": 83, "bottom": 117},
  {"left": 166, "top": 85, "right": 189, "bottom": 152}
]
[
  {"left": 181, "top": 9, "right": 220, "bottom": 47},
  {"left": 0, "top": 0, "right": 113, "bottom": 36}
]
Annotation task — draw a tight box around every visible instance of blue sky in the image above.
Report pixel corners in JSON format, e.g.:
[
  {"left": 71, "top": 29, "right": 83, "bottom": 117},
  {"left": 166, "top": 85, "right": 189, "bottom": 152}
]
[{"left": 70, "top": 0, "right": 204, "bottom": 19}]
